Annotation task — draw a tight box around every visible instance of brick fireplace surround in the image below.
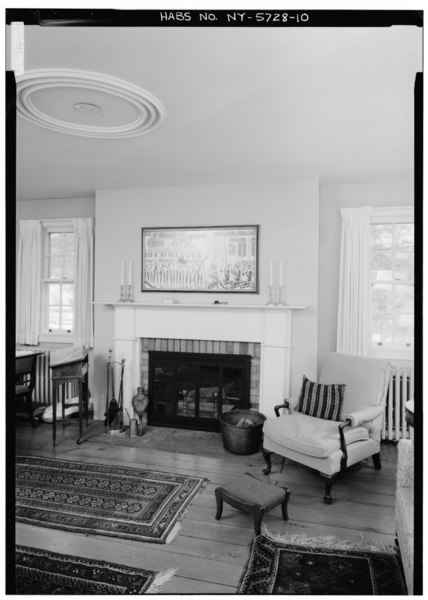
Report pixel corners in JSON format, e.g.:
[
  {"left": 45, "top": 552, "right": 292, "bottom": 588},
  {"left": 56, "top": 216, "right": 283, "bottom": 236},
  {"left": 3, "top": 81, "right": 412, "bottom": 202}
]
[
  {"left": 141, "top": 337, "right": 261, "bottom": 410},
  {"left": 101, "top": 301, "right": 305, "bottom": 426}
]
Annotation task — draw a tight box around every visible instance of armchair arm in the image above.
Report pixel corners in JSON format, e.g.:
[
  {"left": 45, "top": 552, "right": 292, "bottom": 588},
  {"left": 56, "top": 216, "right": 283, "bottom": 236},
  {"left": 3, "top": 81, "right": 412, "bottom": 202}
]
[
  {"left": 338, "top": 418, "right": 352, "bottom": 470},
  {"left": 343, "top": 406, "right": 384, "bottom": 427},
  {"left": 274, "top": 399, "right": 294, "bottom": 417}
]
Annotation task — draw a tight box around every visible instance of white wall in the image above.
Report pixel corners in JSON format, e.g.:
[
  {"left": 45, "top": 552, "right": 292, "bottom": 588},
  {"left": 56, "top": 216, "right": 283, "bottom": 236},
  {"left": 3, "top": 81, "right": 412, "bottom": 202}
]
[
  {"left": 94, "top": 180, "right": 319, "bottom": 419},
  {"left": 16, "top": 196, "right": 95, "bottom": 220},
  {"left": 318, "top": 180, "right": 414, "bottom": 367}
]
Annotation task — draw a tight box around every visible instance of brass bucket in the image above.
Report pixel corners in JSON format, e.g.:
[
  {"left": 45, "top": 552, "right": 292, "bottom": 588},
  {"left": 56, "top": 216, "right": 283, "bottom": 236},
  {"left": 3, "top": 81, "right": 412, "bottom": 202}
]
[{"left": 219, "top": 409, "right": 266, "bottom": 455}]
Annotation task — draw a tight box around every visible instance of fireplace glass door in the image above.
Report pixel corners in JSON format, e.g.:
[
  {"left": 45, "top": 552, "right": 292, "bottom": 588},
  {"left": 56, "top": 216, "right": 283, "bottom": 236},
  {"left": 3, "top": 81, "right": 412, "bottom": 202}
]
[{"left": 148, "top": 351, "right": 251, "bottom": 431}]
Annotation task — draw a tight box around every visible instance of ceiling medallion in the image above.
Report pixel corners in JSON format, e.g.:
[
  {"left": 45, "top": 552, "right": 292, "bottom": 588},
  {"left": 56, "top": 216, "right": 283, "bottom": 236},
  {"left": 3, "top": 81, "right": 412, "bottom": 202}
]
[{"left": 16, "top": 69, "right": 165, "bottom": 138}]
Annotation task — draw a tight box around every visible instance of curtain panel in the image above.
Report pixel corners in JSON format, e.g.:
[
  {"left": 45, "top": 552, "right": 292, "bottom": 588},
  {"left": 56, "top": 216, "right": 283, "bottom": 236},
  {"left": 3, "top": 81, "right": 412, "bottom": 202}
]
[
  {"left": 16, "top": 220, "right": 42, "bottom": 345},
  {"left": 72, "top": 218, "right": 94, "bottom": 347},
  {"left": 336, "top": 207, "right": 373, "bottom": 356}
]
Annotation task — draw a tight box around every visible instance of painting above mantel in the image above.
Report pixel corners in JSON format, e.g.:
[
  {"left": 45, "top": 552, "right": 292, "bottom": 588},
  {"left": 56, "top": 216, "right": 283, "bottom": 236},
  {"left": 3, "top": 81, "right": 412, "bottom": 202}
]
[{"left": 141, "top": 225, "right": 259, "bottom": 293}]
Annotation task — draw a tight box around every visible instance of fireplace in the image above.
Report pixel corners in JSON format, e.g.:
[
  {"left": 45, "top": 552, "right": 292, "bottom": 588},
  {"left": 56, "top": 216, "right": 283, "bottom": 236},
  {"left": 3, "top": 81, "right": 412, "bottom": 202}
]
[
  {"left": 100, "top": 301, "right": 307, "bottom": 423},
  {"left": 148, "top": 351, "right": 251, "bottom": 431}
]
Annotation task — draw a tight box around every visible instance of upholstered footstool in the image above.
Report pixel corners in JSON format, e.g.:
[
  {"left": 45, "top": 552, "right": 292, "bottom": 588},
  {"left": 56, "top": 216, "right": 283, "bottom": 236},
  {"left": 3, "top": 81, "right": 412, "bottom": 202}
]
[{"left": 215, "top": 472, "right": 290, "bottom": 535}]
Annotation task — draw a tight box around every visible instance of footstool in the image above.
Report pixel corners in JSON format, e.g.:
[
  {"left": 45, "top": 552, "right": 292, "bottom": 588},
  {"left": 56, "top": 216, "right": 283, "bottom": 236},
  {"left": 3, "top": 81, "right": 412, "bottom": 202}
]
[{"left": 215, "top": 472, "right": 290, "bottom": 536}]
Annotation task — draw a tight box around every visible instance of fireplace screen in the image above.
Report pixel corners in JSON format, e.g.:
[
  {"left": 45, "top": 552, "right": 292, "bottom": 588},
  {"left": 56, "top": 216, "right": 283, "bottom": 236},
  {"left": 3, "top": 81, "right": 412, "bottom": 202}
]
[{"left": 148, "top": 351, "right": 251, "bottom": 431}]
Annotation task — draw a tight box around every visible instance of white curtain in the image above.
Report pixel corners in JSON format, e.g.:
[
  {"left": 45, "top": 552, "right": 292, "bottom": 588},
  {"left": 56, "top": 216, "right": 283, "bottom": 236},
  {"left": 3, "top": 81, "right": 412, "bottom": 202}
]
[
  {"left": 336, "top": 207, "right": 373, "bottom": 356},
  {"left": 72, "top": 218, "right": 94, "bottom": 347},
  {"left": 16, "top": 220, "right": 42, "bottom": 345}
]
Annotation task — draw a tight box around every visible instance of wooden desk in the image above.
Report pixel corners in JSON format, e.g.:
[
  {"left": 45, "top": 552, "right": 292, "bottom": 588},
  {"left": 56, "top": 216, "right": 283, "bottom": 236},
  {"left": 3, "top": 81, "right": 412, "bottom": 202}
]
[
  {"left": 50, "top": 356, "right": 89, "bottom": 447},
  {"left": 15, "top": 350, "right": 43, "bottom": 427}
]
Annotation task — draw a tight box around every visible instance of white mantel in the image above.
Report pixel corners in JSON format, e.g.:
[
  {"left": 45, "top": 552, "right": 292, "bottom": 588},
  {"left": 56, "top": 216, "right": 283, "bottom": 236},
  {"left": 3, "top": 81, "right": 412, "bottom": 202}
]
[{"left": 98, "top": 301, "right": 306, "bottom": 422}]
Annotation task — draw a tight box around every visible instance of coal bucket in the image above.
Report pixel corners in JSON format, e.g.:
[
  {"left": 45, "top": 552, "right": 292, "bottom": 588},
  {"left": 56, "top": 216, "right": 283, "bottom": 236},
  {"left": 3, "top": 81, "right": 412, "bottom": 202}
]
[{"left": 219, "top": 409, "right": 266, "bottom": 455}]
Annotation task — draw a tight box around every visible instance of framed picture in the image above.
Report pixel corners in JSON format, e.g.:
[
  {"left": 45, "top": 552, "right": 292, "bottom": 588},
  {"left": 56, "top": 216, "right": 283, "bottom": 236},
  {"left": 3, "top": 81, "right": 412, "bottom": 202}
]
[{"left": 142, "top": 225, "right": 259, "bottom": 293}]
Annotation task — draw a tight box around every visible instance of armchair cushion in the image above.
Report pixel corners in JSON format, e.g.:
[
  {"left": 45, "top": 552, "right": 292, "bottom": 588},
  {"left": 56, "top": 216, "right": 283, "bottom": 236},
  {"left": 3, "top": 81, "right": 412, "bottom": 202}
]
[
  {"left": 263, "top": 412, "right": 369, "bottom": 458},
  {"left": 297, "top": 376, "right": 345, "bottom": 421}
]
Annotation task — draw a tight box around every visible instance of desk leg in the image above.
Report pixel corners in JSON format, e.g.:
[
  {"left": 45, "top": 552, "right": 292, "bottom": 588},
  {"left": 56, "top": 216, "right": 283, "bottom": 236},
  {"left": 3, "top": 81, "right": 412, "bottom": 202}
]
[
  {"left": 77, "top": 380, "right": 83, "bottom": 444},
  {"left": 52, "top": 384, "right": 57, "bottom": 447}
]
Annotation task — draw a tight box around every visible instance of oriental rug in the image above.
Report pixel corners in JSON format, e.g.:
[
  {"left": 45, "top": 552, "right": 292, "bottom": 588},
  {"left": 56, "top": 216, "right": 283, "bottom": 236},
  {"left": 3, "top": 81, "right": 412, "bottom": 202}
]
[
  {"left": 15, "top": 545, "right": 175, "bottom": 594},
  {"left": 16, "top": 455, "right": 205, "bottom": 544},
  {"left": 238, "top": 533, "right": 407, "bottom": 595}
]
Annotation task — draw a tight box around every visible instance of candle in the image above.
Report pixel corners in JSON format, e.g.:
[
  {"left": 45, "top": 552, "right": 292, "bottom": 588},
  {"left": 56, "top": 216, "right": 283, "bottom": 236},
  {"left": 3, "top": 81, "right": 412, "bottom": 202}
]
[
  {"left": 128, "top": 260, "right": 133, "bottom": 287},
  {"left": 269, "top": 260, "right": 273, "bottom": 287},
  {"left": 279, "top": 258, "right": 284, "bottom": 287},
  {"left": 120, "top": 261, "right": 126, "bottom": 286}
]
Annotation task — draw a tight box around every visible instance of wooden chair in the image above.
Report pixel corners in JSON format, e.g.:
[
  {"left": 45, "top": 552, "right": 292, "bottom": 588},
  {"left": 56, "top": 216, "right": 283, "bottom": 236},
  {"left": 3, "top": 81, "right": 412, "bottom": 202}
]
[{"left": 15, "top": 352, "right": 40, "bottom": 428}]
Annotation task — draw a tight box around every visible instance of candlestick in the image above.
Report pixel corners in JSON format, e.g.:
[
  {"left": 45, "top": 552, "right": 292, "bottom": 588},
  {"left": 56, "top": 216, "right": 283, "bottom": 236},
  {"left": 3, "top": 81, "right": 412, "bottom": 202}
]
[
  {"left": 118, "top": 284, "right": 126, "bottom": 302},
  {"left": 126, "top": 284, "right": 134, "bottom": 302},
  {"left": 266, "top": 284, "right": 275, "bottom": 306},
  {"left": 277, "top": 285, "right": 285, "bottom": 306}
]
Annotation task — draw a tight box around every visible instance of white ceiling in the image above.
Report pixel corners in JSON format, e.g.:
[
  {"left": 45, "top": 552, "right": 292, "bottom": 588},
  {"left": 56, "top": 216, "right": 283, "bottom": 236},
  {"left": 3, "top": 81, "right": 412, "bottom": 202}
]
[{"left": 11, "top": 24, "right": 422, "bottom": 201}]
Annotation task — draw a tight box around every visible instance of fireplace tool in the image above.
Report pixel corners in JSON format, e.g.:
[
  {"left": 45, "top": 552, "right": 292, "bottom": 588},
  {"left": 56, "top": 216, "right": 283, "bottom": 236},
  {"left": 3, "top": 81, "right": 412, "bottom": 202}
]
[{"left": 104, "top": 349, "right": 126, "bottom": 434}]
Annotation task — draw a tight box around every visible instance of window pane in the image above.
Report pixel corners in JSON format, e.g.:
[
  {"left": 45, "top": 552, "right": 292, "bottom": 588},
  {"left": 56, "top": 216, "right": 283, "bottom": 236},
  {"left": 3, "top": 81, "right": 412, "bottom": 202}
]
[
  {"left": 394, "top": 252, "right": 413, "bottom": 282},
  {"left": 371, "top": 284, "right": 394, "bottom": 312},
  {"left": 49, "top": 233, "right": 62, "bottom": 255},
  {"left": 48, "top": 283, "right": 61, "bottom": 305},
  {"left": 371, "top": 314, "right": 393, "bottom": 344},
  {"left": 371, "top": 224, "right": 393, "bottom": 250},
  {"left": 62, "top": 284, "right": 74, "bottom": 305},
  {"left": 394, "top": 284, "right": 414, "bottom": 312},
  {"left": 62, "top": 309, "right": 73, "bottom": 330},
  {"left": 396, "top": 223, "right": 414, "bottom": 250},
  {"left": 395, "top": 314, "right": 414, "bottom": 345},
  {"left": 64, "top": 257, "right": 74, "bottom": 279},
  {"left": 48, "top": 307, "right": 60, "bottom": 329},
  {"left": 371, "top": 251, "right": 392, "bottom": 281},
  {"left": 49, "top": 257, "right": 62, "bottom": 278},
  {"left": 64, "top": 233, "right": 74, "bottom": 255}
]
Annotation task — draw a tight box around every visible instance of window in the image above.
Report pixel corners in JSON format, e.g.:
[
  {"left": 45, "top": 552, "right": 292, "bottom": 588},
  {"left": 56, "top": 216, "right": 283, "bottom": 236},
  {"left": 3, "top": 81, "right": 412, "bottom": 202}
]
[
  {"left": 370, "top": 207, "right": 414, "bottom": 357},
  {"left": 40, "top": 222, "right": 75, "bottom": 340}
]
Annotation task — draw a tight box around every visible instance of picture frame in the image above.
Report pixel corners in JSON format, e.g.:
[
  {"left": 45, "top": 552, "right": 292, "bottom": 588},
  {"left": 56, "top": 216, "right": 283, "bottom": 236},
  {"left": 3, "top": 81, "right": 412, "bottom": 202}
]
[{"left": 142, "top": 225, "right": 259, "bottom": 293}]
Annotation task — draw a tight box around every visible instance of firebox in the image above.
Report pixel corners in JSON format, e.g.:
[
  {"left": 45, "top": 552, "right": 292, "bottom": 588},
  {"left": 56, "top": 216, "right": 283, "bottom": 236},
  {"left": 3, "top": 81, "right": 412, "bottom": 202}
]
[{"left": 148, "top": 351, "right": 251, "bottom": 431}]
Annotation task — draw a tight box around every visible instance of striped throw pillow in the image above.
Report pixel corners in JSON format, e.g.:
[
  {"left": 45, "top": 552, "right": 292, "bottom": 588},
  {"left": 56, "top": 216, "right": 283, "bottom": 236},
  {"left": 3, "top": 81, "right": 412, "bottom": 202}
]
[{"left": 297, "top": 376, "right": 345, "bottom": 422}]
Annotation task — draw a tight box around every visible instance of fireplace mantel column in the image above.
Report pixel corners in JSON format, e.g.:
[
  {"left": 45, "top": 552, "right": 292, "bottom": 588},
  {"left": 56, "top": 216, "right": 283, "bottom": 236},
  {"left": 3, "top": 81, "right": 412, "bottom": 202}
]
[{"left": 111, "top": 305, "right": 140, "bottom": 425}]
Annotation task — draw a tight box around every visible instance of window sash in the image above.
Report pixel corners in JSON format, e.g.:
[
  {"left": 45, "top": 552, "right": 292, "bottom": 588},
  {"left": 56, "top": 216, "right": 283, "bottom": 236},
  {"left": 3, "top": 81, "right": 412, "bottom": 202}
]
[
  {"left": 41, "top": 223, "right": 75, "bottom": 334},
  {"left": 370, "top": 207, "right": 414, "bottom": 355}
]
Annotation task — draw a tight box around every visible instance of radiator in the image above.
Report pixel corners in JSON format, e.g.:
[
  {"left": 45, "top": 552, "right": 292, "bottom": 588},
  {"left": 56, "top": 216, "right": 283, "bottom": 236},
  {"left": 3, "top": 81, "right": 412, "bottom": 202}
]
[
  {"left": 31, "top": 350, "right": 78, "bottom": 408},
  {"left": 382, "top": 367, "right": 414, "bottom": 441}
]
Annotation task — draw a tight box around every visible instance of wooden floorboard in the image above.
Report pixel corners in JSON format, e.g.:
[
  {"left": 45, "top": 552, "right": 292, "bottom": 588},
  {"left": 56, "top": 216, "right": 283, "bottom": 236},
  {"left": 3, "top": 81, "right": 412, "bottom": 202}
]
[{"left": 12, "top": 419, "right": 399, "bottom": 594}]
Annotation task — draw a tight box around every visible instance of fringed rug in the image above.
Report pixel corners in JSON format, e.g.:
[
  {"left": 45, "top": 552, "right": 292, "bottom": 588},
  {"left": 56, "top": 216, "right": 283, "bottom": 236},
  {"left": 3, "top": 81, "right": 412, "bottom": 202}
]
[
  {"left": 238, "top": 532, "right": 407, "bottom": 595},
  {"left": 16, "top": 455, "right": 205, "bottom": 544},
  {"left": 15, "top": 545, "right": 175, "bottom": 594}
]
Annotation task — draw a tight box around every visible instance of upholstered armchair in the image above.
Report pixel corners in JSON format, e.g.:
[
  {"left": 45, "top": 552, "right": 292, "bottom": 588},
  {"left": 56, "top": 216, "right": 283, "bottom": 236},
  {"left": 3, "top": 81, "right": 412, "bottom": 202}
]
[{"left": 262, "top": 352, "right": 392, "bottom": 504}]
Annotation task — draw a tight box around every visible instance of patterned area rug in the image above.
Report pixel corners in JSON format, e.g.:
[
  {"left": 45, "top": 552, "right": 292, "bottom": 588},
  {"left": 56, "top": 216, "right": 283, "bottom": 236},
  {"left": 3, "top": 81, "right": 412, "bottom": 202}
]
[
  {"left": 238, "top": 533, "right": 407, "bottom": 595},
  {"left": 15, "top": 545, "right": 174, "bottom": 594},
  {"left": 16, "top": 455, "right": 205, "bottom": 543}
]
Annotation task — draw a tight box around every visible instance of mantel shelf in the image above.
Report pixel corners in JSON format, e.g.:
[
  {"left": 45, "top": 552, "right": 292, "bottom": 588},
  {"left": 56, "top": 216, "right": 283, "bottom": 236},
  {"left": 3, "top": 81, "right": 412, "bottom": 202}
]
[{"left": 94, "top": 301, "right": 307, "bottom": 311}]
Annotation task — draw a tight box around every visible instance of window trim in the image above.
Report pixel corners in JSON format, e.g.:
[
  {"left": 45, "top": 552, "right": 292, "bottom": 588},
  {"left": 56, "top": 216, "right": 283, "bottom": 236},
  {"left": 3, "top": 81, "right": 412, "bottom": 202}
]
[{"left": 370, "top": 206, "right": 414, "bottom": 359}]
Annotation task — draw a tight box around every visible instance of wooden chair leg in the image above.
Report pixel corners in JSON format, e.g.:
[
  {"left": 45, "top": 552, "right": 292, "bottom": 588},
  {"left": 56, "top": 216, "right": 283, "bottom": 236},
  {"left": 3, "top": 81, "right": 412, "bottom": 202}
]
[
  {"left": 323, "top": 476, "right": 334, "bottom": 504},
  {"left": 253, "top": 507, "right": 264, "bottom": 536},
  {"left": 372, "top": 453, "right": 382, "bottom": 470},
  {"left": 280, "top": 488, "right": 290, "bottom": 521},
  {"left": 262, "top": 448, "right": 273, "bottom": 475},
  {"left": 215, "top": 489, "right": 223, "bottom": 521}
]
